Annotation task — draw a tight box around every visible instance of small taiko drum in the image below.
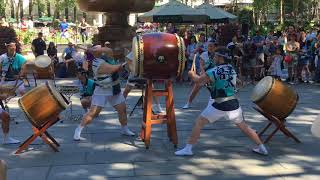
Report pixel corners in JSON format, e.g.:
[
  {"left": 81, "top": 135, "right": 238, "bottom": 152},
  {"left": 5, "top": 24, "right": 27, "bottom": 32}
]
[
  {"left": 19, "top": 82, "right": 69, "bottom": 127},
  {"left": 251, "top": 76, "right": 298, "bottom": 120},
  {"left": 34, "top": 55, "right": 54, "bottom": 79},
  {"left": 130, "top": 32, "right": 186, "bottom": 79}
]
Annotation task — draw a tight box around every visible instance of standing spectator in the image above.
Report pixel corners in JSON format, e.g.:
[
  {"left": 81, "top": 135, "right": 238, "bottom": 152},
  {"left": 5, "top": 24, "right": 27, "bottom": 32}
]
[
  {"left": 299, "top": 31, "right": 310, "bottom": 82},
  {"left": 314, "top": 33, "right": 320, "bottom": 83},
  {"left": 285, "top": 34, "right": 300, "bottom": 84},
  {"left": 79, "top": 17, "right": 89, "bottom": 43},
  {"left": 268, "top": 46, "right": 283, "bottom": 80},
  {"left": 20, "top": 18, "right": 28, "bottom": 32},
  {"left": 59, "top": 19, "right": 69, "bottom": 39},
  {"left": 31, "top": 32, "right": 46, "bottom": 57},
  {"left": 252, "top": 30, "right": 265, "bottom": 81},
  {"left": 186, "top": 36, "right": 198, "bottom": 72},
  {"left": 27, "top": 17, "right": 34, "bottom": 29}
]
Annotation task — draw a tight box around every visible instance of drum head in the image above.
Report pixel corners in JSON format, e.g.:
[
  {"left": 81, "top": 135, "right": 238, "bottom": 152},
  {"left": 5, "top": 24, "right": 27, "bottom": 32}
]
[
  {"left": 35, "top": 55, "right": 51, "bottom": 68},
  {"left": 46, "top": 82, "right": 69, "bottom": 109},
  {"left": 132, "top": 36, "right": 139, "bottom": 77},
  {"left": 251, "top": 76, "right": 273, "bottom": 102}
]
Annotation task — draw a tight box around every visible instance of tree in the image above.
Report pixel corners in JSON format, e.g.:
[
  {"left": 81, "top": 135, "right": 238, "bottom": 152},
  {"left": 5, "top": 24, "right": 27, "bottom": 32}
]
[{"left": 0, "top": 0, "right": 6, "bottom": 18}]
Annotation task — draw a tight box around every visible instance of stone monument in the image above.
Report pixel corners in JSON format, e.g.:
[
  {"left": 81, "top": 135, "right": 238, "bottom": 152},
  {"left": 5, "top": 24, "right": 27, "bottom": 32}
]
[{"left": 77, "top": 0, "right": 155, "bottom": 60}]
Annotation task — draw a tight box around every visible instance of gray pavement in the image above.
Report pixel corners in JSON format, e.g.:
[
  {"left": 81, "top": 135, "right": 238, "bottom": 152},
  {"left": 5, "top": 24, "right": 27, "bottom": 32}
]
[{"left": 1, "top": 80, "right": 320, "bottom": 180}]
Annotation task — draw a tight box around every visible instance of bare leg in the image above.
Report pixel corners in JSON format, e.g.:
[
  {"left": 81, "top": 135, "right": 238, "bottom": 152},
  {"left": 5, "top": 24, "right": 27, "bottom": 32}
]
[
  {"left": 186, "top": 83, "right": 202, "bottom": 105},
  {"left": 0, "top": 160, "right": 7, "bottom": 180},
  {"left": 123, "top": 84, "right": 133, "bottom": 99},
  {"left": 80, "top": 105, "right": 102, "bottom": 127},
  {"left": 0, "top": 111, "right": 10, "bottom": 135},
  {"left": 236, "top": 121, "right": 263, "bottom": 145},
  {"left": 80, "top": 97, "right": 92, "bottom": 112},
  {"left": 113, "top": 102, "right": 128, "bottom": 126},
  {"left": 187, "top": 116, "right": 210, "bottom": 144}
]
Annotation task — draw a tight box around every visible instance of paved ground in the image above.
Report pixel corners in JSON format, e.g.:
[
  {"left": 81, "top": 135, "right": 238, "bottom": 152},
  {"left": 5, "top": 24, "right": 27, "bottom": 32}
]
[{"left": 1, "top": 79, "right": 320, "bottom": 180}]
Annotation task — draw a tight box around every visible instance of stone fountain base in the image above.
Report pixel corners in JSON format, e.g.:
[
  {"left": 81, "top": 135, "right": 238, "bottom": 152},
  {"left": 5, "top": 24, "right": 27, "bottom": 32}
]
[{"left": 92, "top": 13, "right": 136, "bottom": 61}]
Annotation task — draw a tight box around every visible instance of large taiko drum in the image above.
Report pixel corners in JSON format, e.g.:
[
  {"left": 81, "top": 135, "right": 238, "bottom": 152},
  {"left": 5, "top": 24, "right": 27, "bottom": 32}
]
[
  {"left": 130, "top": 32, "right": 186, "bottom": 79},
  {"left": 19, "top": 82, "right": 69, "bottom": 127},
  {"left": 34, "top": 55, "right": 54, "bottom": 79},
  {"left": 251, "top": 76, "right": 298, "bottom": 119}
]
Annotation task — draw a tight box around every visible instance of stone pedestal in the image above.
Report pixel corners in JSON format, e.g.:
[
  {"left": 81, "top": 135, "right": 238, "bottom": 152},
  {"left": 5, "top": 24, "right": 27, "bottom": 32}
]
[{"left": 92, "top": 13, "right": 135, "bottom": 60}]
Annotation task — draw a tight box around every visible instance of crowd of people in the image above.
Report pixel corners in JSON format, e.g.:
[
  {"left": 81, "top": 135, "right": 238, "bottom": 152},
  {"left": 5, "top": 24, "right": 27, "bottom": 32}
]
[{"left": 181, "top": 25, "right": 320, "bottom": 87}]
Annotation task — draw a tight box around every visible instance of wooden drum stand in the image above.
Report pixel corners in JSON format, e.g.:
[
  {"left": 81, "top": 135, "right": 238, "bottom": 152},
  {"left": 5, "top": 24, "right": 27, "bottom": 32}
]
[{"left": 140, "top": 79, "right": 178, "bottom": 149}]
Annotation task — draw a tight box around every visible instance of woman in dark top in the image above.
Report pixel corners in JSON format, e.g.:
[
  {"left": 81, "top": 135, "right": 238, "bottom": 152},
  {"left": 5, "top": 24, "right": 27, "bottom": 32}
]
[{"left": 47, "top": 42, "right": 58, "bottom": 64}]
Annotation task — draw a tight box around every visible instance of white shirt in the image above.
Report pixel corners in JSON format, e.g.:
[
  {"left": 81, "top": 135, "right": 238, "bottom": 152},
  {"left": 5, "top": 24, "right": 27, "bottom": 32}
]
[
  {"left": 200, "top": 51, "right": 210, "bottom": 63},
  {"left": 92, "top": 58, "right": 113, "bottom": 96}
]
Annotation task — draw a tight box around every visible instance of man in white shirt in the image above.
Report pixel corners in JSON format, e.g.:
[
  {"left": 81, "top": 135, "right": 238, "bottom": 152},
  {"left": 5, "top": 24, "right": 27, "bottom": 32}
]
[{"left": 74, "top": 46, "right": 135, "bottom": 141}]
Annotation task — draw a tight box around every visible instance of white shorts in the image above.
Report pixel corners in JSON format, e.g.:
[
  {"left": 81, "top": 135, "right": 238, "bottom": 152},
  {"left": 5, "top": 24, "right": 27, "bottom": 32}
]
[
  {"left": 92, "top": 93, "right": 125, "bottom": 108},
  {"left": 2, "top": 80, "right": 25, "bottom": 95},
  {"left": 200, "top": 104, "right": 244, "bottom": 124}
]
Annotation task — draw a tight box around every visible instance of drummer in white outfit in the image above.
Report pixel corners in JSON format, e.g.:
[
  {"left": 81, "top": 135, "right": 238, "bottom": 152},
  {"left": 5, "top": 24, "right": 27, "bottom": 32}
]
[
  {"left": 74, "top": 46, "right": 135, "bottom": 141},
  {"left": 0, "top": 42, "right": 27, "bottom": 95}
]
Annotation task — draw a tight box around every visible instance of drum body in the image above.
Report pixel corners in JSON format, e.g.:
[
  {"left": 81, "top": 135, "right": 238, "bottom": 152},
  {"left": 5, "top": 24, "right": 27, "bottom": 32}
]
[
  {"left": 251, "top": 76, "right": 298, "bottom": 119},
  {"left": 19, "top": 82, "right": 69, "bottom": 127},
  {"left": 34, "top": 55, "right": 54, "bottom": 79},
  {"left": 131, "top": 32, "right": 186, "bottom": 79}
]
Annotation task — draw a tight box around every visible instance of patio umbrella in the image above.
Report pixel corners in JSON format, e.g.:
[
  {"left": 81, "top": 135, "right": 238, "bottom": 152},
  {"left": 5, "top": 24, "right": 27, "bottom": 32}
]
[
  {"left": 195, "top": 3, "right": 237, "bottom": 23},
  {"left": 138, "top": 0, "right": 209, "bottom": 23}
]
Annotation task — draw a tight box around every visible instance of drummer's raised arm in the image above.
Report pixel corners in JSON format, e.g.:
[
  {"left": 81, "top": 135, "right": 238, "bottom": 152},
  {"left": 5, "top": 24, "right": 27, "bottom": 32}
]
[{"left": 97, "top": 63, "right": 124, "bottom": 75}]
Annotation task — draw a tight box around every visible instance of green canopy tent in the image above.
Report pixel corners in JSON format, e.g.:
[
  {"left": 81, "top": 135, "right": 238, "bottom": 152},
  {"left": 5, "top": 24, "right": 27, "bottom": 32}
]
[
  {"left": 195, "top": 3, "right": 237, "bottom": 23},
  {"left": 138, "top": 0, "right": 209, "bottom": 23}
]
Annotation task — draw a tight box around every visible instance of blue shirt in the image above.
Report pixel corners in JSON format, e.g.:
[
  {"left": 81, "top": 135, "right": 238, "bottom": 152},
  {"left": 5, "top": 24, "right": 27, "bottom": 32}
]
[
  {"left": 59, "top": 22, "right": 69, "bottom": 32},
  {"left": 0, "top": 53, "right": 26, "bottom": 78},
  {"left": 252, "top": 35, "right": 265, "bottom": 53},
  {"left": 63, "top": 47, "right": 76, "bottom": 56},
  {"left": 205, "top": 64, "right": 237, "bottom": 99},
  {"left": 80, "top": 79, "right": 95, "bottom": 97}
]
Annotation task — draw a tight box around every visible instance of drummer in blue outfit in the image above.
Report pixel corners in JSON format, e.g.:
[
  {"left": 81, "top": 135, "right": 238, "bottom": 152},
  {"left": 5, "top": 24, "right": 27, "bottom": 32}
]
[
  {"left": 175, "top": 47, "right": 268, "bottom": 156},
  {"left": 77, "top": 68, "right": 95, "bottom": 112}
]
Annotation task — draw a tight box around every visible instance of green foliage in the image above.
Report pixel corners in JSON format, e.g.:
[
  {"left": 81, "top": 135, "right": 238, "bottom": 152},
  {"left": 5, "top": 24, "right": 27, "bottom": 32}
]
[
  {"left": 0, "top": 0, "right": 5, "bottom": 17},
  {"left": 17, "top": 30, "right": 36, "bottom": 45}
]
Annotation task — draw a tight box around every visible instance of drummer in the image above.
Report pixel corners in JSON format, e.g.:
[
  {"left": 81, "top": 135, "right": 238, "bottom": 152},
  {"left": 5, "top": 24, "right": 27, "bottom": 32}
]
[
  {"left": 0, "top": 41, "right": 27, "bottom": 95},
  {"left": 77, "top": 68, "right": 95, "bottom": 112},
  {"left": 0, "top": 94, "right": 20, "bottom": 144},
  {"left": 73, "top": 45, "right": 135, "bottom": 141},
  {"left": 175, "top": 47, "right": 268, "bottom": 156}
]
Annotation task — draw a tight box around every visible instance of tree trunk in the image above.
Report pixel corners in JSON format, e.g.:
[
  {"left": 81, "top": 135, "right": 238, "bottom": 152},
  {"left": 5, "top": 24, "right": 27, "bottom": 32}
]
[
  {"left": 29, "top": 0, "right": 33, "bottom": 17},
  {"left": 54, "top": 0, "right": 60, "bottom": 19},
  {"left": 280, "top": 0, "right": 284, "bottom": 24},
  {"left": 47, "top": 1, "right": 51, "bottom": 17},
  {"left": 19, "top": 0, "right": 23, "bottom": 19},
  {"left": 10, "top": 0, "right": 15, "bottom": 18},
  {"left": 65, "top": 7, "right": 69, "bottom": 20},
  {"left": 73, "top": 6, "right": 77, "bottom": 22},
  {"left": 38, "top": 3, "right": 42, "bottom": 18}
]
